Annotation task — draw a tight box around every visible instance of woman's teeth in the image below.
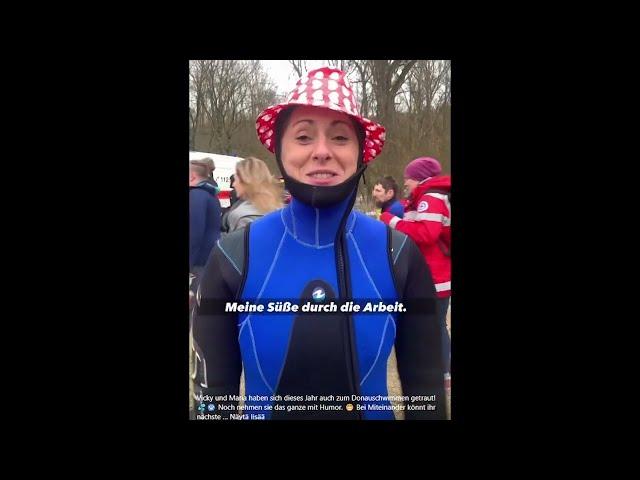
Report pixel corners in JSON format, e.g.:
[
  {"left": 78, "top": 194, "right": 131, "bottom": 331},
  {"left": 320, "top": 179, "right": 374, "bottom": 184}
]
[{"left": 310, "top": 173, "right": 334, "bottom": 179}]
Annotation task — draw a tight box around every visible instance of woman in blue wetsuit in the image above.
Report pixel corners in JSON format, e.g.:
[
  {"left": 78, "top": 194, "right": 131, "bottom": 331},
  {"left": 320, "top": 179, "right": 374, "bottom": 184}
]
[{"left": 191, "top": 66, "right": 446, "bottom": 420}]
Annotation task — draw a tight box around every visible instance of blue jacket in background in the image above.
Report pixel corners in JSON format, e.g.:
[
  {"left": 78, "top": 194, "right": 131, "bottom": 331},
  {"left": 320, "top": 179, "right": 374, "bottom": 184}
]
[
  {"left": 382, "top": 198, "right": 404, "bottom": 218},
  {"left": 190, "top": 180, "right": 221, "bottom": 269}
]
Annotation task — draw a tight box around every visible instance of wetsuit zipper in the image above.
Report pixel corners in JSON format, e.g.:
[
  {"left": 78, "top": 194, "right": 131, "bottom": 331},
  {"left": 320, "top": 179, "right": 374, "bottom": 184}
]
[{"left": 335, "top": 200, "right": 363, "bottom": 420}]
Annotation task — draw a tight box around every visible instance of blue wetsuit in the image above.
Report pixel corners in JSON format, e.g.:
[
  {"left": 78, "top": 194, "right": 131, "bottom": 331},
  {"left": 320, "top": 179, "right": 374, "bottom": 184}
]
[{"left": 192, "top": 195, "right": 445, "bottom": 420}]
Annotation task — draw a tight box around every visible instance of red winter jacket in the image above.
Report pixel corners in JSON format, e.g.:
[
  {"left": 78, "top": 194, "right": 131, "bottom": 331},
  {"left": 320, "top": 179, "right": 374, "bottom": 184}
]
[{"left": 380, "top": 175, "right": 451, "bottom": 298}]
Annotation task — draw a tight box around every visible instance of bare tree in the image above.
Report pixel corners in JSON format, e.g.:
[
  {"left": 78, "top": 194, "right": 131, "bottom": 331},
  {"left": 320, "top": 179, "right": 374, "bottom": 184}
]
[
  {"left": 288, "top": 60, "right": 307, "bottom": 78},
  {"left": 370, "top": 60, "right": 417, "bottom": 126},
  {"left": 244, "top": 60, "right": 278, "bottom": 119},
  {"left": 189, "top": 60, "right": 208, "bottom": 150},
  {"left": 198, "top": 60, "right": 254, "bottom": 154},
  {"left": 188, "top": 60, "right": 280, "bottom": 161},
  {"left": 403, "top": 60, "right": 451, "bottom": 168},
  {"left": 351, "top": 61, "right": 374, "bottom": 118}
]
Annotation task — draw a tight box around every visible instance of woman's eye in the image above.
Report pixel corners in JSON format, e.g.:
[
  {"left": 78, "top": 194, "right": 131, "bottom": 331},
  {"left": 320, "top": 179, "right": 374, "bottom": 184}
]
[
  {"left": 296, "top": 135, "right": 311, "bottom": 141},
  {"left": 334, "top": 135, "right": 349, "bottom": 141}
]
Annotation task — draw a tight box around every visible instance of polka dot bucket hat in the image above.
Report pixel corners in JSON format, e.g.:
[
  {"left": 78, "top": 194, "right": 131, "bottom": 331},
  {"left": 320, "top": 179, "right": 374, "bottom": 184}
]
[{"left": 256, "top": 66, "right": 386, "bottom": 164}]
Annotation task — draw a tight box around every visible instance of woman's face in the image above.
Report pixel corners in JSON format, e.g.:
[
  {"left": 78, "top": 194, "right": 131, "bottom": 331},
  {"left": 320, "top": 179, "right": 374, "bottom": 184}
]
[
  {"left": 234, "top": 175, "right": 245, "bottom": 198},
  {"left": 404, "top": 177, "right": 420, "bottom": 196},
  {"left": 280, "top": 106, "right": 360, "bottom": 187}
]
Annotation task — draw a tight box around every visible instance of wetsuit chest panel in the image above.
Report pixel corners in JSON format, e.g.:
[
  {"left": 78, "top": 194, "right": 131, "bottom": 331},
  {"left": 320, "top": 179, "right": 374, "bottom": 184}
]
[
  {"left": 239, "top": 211, "right": 344, "bottom": 406},
  {"left": 238, "top": 209, "right": 399, "bottom": 419}
]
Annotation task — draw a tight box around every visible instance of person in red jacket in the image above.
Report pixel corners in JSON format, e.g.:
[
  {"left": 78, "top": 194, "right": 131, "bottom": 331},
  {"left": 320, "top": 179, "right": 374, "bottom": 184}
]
[{"left": 380, "top": 156, "right": 451, "bottom": 374}]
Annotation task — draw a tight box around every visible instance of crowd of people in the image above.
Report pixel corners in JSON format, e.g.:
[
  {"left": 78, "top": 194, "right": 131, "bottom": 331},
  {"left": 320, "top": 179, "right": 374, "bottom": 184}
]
[{"left": 189, "top": 66, "right": 451, "bottom": 420}]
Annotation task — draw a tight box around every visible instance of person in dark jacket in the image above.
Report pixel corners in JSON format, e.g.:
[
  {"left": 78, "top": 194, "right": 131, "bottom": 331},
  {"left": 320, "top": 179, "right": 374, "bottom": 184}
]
[
  {"left": 189, "top": 159, "right": 222, "bottom": 285},
  {"left": 192, "top": 157, "right": 220, "bottom": 194},
  {"left": 372, "top": 175, "right": 404, "bottom": 219}
]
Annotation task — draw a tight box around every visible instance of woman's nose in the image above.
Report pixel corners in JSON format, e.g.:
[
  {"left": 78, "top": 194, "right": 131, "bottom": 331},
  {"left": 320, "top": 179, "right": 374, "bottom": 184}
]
[{"left": 311, "top": 136, "right": 331, "bottom": 162}]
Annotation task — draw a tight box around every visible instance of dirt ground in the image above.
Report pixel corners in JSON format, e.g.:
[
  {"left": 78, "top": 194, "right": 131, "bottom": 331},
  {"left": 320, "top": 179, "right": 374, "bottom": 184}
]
[{"left": 387, "top": 302, "right": 451, "bottom": 419}]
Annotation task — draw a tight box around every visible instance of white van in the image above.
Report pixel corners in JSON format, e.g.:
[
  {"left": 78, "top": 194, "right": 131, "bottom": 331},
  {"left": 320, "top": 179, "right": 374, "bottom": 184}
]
[{"left": 189, "top": 151, "right": 242, "bottom": 208}]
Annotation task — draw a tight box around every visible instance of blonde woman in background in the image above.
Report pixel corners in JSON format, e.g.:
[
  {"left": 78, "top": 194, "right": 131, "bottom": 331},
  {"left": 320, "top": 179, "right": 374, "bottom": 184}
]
[{"left": 224, "top": 156, "right": 283, "bottom": 233}]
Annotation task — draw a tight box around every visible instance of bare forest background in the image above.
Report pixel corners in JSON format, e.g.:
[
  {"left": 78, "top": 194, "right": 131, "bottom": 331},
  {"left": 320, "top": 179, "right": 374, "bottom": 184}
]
[{"left": 189, "top": 60, "right": 450, "bottom": 209}]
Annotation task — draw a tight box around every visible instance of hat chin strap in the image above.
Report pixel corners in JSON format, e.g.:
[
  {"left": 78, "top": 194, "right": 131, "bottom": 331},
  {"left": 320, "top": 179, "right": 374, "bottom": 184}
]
[{"left": 279, "top": 162, "right": 366, "bottom": 208}]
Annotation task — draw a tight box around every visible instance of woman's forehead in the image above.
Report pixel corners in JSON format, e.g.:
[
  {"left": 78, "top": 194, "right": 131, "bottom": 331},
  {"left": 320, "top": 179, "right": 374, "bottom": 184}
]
[{"left": 287, "top": 105, "right": 353, "bottom": 126}]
